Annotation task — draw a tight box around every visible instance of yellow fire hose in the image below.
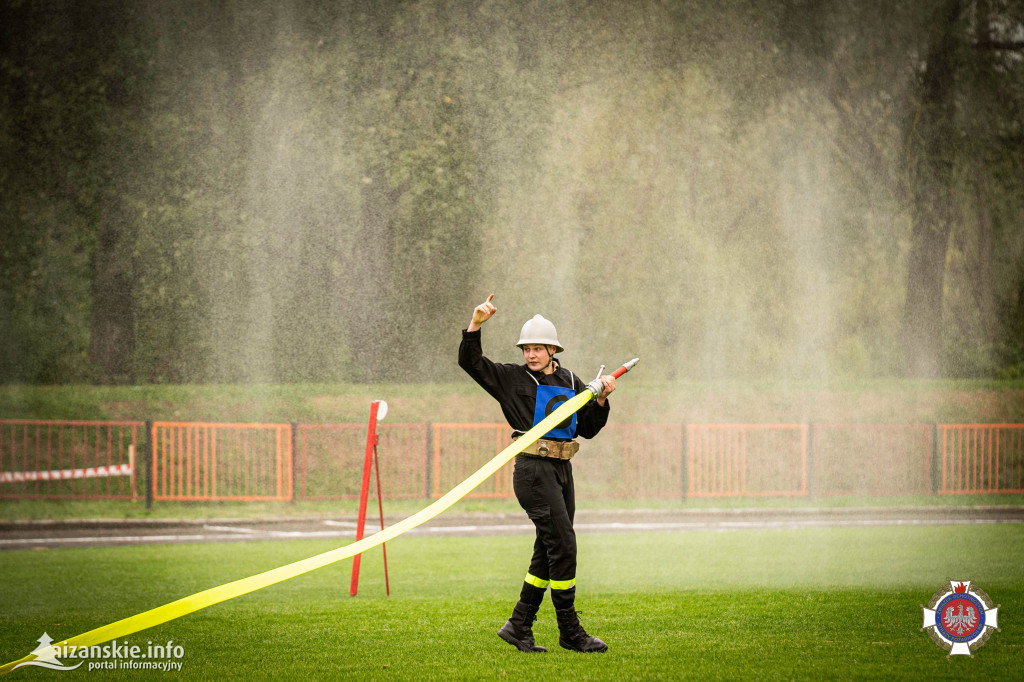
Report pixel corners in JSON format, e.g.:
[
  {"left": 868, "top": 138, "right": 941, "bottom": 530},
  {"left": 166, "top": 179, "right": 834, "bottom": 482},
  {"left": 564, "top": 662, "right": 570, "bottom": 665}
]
[{"left": 1, "top": 358, "right": 637, "bottom": 674}]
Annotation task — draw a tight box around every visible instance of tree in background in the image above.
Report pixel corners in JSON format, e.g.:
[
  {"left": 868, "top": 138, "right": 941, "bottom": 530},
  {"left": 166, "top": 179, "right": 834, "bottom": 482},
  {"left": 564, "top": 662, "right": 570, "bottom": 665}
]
[
  {"left": 0, "top": 0, "right": 149, "bottom": 383},
  {"left": 780, "top": 0, "right": 1024, "bottom": 378},
  {"left": 2, "top": 0, "right": 1022, "bottom": 384}
]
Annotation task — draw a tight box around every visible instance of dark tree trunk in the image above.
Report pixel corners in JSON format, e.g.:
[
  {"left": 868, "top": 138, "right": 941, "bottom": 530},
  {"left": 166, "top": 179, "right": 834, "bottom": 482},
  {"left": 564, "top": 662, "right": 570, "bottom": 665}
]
[
  {"left": 903, "top": 198, "right": 952, "bottom": 378},
  {"left": 972, "top": 0, "right": 997, "bottom": 347},
  {"left": 902, "top": 0, "right": 962, "bottom": 378},
  {"left": 89, "top": 197, "right": 135, "bottom": 383},
  {"left": 347, "top": 171, "right": 401, "bottom": 383},
  {"left": 974, "top": 157, "right": 996, "bottom": 344}
]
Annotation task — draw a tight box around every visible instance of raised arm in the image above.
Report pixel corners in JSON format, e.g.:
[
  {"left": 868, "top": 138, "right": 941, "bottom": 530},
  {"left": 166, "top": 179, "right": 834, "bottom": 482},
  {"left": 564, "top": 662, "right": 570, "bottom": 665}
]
[
  {"left": 467, "top": 293, "right": 497, "bottom": 332},
  {"left": 460, "top": 294, "right": 511, "bottom": 400}
]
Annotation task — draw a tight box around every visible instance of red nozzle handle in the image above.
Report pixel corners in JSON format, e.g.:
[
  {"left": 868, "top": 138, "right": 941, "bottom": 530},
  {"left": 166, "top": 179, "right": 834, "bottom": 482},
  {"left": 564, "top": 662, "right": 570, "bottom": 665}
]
[{"left": 611, "top": 357, "right": 640, "bottom": 379}]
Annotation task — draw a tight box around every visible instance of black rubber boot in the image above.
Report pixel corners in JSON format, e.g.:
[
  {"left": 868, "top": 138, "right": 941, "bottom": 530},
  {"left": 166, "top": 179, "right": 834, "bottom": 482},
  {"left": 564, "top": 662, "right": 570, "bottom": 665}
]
[
  {"left": 498, "top": 601, "right": 548, "bottom": 652},
  {"left": 555, "top": 607, "right": 608, "bottom": 653}
]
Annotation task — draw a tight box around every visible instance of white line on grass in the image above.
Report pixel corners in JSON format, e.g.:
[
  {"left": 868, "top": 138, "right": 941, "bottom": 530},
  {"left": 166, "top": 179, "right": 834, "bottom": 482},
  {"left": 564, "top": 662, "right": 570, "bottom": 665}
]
[
  {"left": 0, "top": 517, "right": 1017, "bottom": 548},
  {"left": 202, "top": 525, "right": 261, "bottom": 534}
]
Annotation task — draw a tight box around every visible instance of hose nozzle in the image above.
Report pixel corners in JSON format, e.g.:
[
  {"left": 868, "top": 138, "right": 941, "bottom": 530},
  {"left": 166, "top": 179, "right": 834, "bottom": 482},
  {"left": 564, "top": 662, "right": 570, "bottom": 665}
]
[
  {"left": 615, "top": 358, "right": 640, "bottom": 377},
  {"left": 586, "top": 357, "right": 640, "bottom": 397}
]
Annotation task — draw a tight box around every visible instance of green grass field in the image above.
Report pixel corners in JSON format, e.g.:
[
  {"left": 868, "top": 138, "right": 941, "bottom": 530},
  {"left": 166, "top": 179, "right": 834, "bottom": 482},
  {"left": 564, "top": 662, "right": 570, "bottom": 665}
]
[
  {"left": 2, "top": 523, "right": 1021, "bottom": 680},
  {"left": 3, "top": 492, "right": 1024, "bottom": 523},
  {"left": 3, "top": 378, "right": 1023, "bottom": 426}
]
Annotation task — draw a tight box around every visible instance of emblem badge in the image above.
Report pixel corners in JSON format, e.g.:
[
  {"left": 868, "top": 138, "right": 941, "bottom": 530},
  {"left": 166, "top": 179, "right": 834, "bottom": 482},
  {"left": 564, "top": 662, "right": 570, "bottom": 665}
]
[{"left": 921, "top": 579, "right": 1000, "bottom": 656}]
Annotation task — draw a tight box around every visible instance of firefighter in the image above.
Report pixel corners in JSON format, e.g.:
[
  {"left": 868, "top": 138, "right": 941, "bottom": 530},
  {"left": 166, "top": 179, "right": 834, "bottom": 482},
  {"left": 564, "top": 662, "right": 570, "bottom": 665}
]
[{"left": 458, "top": 294, "right": 616, "bottom": 653}]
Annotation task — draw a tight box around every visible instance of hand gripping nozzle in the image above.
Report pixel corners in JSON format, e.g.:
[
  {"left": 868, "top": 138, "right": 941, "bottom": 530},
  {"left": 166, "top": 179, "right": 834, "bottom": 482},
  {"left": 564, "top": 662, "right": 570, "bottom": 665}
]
[{"left": 585, "top": 357, "right": 640, "bottom": 398}]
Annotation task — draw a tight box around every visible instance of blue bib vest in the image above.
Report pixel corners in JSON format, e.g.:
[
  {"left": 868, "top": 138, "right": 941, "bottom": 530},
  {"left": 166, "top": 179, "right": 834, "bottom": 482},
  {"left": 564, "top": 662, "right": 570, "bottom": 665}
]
[{"left": 532, "top": 384, "right": 577, "bottom": 440}]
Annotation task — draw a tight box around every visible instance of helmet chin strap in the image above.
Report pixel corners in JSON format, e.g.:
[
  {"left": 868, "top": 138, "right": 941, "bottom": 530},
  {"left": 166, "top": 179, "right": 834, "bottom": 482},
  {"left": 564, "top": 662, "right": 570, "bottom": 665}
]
[{"left": 537, "top": 347, "right": 555, "bottom": 373}]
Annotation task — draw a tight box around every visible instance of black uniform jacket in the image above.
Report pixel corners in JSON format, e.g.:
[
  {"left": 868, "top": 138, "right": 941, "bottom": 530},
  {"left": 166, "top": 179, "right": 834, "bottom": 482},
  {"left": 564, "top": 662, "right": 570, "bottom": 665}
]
[{"left": 459, "top": 329, "right": 609, "bottom": 441}]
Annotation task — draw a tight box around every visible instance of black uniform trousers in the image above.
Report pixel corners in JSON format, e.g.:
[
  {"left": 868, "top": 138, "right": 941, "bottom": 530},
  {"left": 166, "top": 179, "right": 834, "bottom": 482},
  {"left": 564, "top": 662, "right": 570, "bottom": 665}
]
[{"left": 512, "top": 453, "right": 577, "bottom": 610}]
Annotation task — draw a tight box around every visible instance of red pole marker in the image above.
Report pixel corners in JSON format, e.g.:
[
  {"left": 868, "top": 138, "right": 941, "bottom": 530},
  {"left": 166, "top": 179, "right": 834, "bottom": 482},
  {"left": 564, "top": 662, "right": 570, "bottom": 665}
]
[
  {"left": 350, "top": 400, "right": 387, "bottom": 596},
  {"left": 373, "top": 443, "right": 390, "bottom": 596}
]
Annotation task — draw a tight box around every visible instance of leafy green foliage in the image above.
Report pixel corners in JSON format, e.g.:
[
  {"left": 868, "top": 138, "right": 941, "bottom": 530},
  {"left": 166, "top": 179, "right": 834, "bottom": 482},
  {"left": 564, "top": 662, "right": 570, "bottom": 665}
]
[{"left": 2, "top": 0, "right": 1023, "bottom": 384}]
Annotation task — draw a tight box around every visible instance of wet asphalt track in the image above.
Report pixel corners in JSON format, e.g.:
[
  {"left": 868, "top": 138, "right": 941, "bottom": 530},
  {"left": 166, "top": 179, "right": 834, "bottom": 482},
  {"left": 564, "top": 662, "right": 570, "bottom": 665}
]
[{"left": 2, "top": 506, "right": 1022, "bottom": 551}]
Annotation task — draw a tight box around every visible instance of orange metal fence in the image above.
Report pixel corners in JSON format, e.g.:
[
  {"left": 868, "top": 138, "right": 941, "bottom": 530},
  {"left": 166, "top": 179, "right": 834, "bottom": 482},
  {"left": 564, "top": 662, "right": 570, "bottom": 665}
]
[
  {"left": 0, "top": 420, "right": 142, "bottom": 500},
  {"left": 431, "top": 424, "right": 513, "bottom": 498},
  {"left": 571, "top": 424, "right": 685, "bottom": 498},
  {"left": 428, "top": 423, "right": 689, "bottom": 499},
  {"left": 296, "top": 423, "right": 427, "bottom": 500},
  {"left": 4, "top": 420, "right": 1024, "bottom": 503},
  {"left": 687, "top": 424, "right": 807, "bottom": 497},
  {"left": 811, "top": 424, "right": 934, "bottom": 496},
  {"left": 150, "top": 422, "right": 292, "bottom": 501},
  {"left": 941, "top": 424, "right": 1024, "bottom": 494}
]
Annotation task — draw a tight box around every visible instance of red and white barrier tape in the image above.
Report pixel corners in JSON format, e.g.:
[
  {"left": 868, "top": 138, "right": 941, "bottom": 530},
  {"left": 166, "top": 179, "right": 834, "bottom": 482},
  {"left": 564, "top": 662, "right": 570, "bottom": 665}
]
[{"left": 0, "top": 463, "right": 133, "bottom": 484}]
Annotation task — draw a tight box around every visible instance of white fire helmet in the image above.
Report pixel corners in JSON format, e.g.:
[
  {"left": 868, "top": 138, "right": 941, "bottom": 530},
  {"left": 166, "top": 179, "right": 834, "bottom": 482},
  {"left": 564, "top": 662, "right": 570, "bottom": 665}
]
[{"left": 516, "top": 314, "right": 564, "bottom": 353}]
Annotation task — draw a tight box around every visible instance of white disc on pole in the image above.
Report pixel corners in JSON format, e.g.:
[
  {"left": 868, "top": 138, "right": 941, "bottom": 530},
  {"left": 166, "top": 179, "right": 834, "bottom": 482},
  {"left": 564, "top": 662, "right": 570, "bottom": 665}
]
[{"left": 376, "top": 400, "right": 388, "bottom": 421}]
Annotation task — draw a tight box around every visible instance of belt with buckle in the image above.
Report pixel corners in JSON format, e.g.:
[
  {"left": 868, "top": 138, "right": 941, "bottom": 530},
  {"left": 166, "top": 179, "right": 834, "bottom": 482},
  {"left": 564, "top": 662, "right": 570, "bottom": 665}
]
[{"left": 513, "top": 436, "right": 579, "bottom": 460}]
